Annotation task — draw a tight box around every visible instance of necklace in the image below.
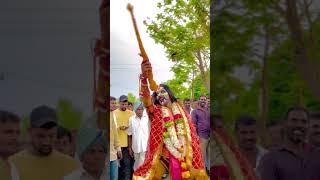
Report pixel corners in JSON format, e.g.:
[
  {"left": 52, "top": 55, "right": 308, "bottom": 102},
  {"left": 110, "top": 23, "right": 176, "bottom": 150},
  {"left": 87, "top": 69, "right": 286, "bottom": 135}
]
[{"left": 161, "top": 103, "right": 191, "bottom": 178}]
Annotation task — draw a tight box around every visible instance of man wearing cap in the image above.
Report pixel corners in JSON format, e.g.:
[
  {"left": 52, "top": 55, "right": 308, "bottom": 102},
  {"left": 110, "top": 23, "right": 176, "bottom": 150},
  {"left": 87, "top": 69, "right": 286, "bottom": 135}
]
[
  {"left": 114, "top": 95, "right": 135, "bottom": 180},
  {"left": 64, "top": 127, "right": 107, "bottom": 180},
  {"left": 128, "top": 101, "right": 150, "bottom": 171},
  {"left": 9, "top": 105, "right": 78, "bottom": 180}
]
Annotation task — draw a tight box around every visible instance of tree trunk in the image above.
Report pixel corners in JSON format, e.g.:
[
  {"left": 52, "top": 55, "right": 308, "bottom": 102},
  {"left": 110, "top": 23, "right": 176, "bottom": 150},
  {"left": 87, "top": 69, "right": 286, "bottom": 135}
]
[
  {"left": 302, "top": 0, "right": 316, "bottom": 49},
  {"left": 191, "top": 69, "right": 195, "bottom": 101},
  {"left": 260, "top": 23, "right": 270, "bottom": 147},
  {"left": 96, "top": 0, "right": 109, "bottom": 129},
  {"left": 285, "top": 0, "right": 320, "bottom": 101},
  {"left": 196, "top": 50, "right": 210, "bottom": 91}
]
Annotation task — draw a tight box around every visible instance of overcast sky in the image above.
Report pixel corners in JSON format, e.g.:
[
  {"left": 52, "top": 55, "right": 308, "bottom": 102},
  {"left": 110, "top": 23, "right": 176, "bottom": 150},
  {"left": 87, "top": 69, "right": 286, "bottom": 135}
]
[
  {"left": 110, "top": 0, "right": 174, "bottom": 99},
  {"left": 0, "top": 0, "right": 100, "bottom": 118},
  {"left": 0, "top": 0, "right": 174, "bottom": 119}
]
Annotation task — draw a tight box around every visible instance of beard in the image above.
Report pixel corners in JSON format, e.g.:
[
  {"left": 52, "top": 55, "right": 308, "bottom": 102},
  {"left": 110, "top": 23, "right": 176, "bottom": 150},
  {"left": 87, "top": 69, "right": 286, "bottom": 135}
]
[
  {"left": 240, "top": 139, "right": 256, "bottom": 150},
  {"left": 288, "top": 128, "right": 306, "bottom": 144},
  {"left": 33, "top": 144, "right": 53, "bottom": 156},
  {"left": 38, "top": 147, "right": 52, "bottom": 156}
]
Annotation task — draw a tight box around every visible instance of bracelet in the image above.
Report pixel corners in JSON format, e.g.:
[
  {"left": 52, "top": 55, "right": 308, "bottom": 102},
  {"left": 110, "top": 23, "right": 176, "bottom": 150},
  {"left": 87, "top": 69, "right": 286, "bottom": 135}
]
[{"left": 141, "top": 82, "right": 148, "bottom": 86}]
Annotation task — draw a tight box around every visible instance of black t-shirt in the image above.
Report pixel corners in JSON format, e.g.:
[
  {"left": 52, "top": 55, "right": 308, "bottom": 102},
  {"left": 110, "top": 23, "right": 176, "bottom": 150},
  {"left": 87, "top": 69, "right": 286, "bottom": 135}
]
[{"left": 257, "top": 145, "right": 320, "bottom": 180}]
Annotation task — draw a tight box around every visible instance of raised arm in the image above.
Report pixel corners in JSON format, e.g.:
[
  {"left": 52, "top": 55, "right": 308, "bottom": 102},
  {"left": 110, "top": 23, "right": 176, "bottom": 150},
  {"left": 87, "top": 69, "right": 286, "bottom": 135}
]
[
  {"left": 139, "top": 61, "right": 156, "bottom": 118},
  {"left": 127, "top": 3, "right": 157, "bottom": 118}
]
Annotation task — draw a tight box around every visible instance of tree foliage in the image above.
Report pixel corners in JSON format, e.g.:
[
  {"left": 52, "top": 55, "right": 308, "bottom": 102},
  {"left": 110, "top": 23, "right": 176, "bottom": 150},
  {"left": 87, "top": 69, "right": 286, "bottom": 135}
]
[
  {"left": 212, "top": 0, "right": 320, "bottom": 134},
  {"left": 146, "top": 0, "right": 210, "bottom": 93},
  {"left": 56, "top": 99, "right": 82, "bottom": 130},
  {"left": 128, "top": 92, "right": 137, "bottom": 103}
]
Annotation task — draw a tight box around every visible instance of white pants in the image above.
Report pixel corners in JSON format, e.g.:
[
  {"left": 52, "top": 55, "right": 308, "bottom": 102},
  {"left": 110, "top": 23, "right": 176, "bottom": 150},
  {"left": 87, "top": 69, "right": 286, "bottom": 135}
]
[{"left": 134, "top": 152, "right": 146, "bottom": 171}]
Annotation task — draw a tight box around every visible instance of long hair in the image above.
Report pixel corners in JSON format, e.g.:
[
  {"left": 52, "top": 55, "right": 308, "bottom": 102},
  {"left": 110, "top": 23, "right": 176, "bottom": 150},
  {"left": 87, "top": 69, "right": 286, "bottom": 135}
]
[{"left": 152, "top": 84, "right": 177, "bottom": 105}]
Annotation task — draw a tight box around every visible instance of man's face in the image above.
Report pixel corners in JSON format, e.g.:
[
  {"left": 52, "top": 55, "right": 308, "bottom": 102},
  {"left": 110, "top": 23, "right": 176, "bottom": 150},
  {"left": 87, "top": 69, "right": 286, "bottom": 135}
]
[
  {"left": 82, "top": 144, "right": 106, "bottom": 175},
  {"left": 119, "top": 101, "right": 128, "bottom": 111},
  {"left": 236, "top": 124, "right": 257, "bottom": 150},
  {"left": 156, "top": 87, "right": 171, "bottom": 106},
  {"left": 184, "top": 100, "right": 191, "bottom": 109},
  {"left": 193, "top": 101, "right": 198, "bottom": 109},
  {"left": 54, "top": 136, "right": 72, "bottom": 156},
  {"left": 0, "top": 121, "right": 20, "bottom": 157},
  {"left": 285, "top": 110, "right": 308, "bottom": 144},
  {"left": 308, "top": 118, "right": 320, "bottom": 147},
  {"left": 29, "top": 127, "right": 57, "bottom": 156},
  {"left": 136, "top": 108, "right": 144, "bottom": 118},
  {"left": 128, "top": 104, "right": 133, "bottom": 111},
  {"left": 110, "top": 100, "right": 117, "bottom": 111},
  {"left": 199, "top": 96, "right": 207, "bottom": 108}
]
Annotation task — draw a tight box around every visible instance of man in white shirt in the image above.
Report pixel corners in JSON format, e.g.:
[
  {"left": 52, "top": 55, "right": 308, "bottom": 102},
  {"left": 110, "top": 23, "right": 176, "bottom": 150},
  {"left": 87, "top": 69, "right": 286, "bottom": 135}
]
[
  {"left": 127, "top": 101, "right": 150, "bottom": 171},
  {"left": 64, "top": 127, "right": 107, "bottom": 180}
]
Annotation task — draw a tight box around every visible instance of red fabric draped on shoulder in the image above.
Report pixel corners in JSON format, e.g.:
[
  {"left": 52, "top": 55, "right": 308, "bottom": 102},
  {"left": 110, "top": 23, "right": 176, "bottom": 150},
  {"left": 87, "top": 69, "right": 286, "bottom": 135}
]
[
  {"left": 178, "top": 102, "right": 205, "bottom": 169},
  {"left": 134, "top": 103, "right": 206, "bottom": 178},
  {"left": 134, "top": 105, "right": 163, "bottom": 176}
]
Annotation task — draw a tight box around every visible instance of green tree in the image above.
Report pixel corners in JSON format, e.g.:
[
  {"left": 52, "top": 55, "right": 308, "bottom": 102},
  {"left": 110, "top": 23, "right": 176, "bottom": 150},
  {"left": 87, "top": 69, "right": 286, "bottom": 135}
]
[
  {"left": 127, "top": 92, "right": 137, "bottom": 103},
  {"left": 212, "top": 0, "right": 261, "bottom": 132},
  {"left": 56, "top": 99, "right": 82, "bottom": 130},
  {"left": 146, "top": 0, "right": 210, "bottom": 92},
  {"left": 212, "top": 0, "right": 320, "bottom": 140},
  {"left": 21, "top": 115, "right": 30, "bottom": 136},
  {"left": 268, "top": 33, "right": 320, "bottom": 121}
]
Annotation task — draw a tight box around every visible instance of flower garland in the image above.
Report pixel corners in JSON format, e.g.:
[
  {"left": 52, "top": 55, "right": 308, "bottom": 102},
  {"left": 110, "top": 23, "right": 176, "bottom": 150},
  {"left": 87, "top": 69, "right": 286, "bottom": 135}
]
[{"left": 162, "top": 103, "right": 190, "bottom": 179}]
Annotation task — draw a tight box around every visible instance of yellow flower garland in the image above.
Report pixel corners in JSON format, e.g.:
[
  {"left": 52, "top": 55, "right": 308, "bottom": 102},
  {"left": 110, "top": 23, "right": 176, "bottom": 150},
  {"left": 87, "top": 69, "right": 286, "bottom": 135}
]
[{"left": 161, "top": 103, "right": 194, "bottom": 179}]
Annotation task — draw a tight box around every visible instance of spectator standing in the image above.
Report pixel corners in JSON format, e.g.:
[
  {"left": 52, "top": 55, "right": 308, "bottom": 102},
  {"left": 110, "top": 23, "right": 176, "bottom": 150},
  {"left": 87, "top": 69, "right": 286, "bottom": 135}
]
[
  {"left": 191, "top": 95, "right": 210, "bottom": 169},
  {"left": 109, "top": 96, "right": 122, "bottom": 180},
  {"left": 128, "top": 102, "right": 150, "bottom": 170},
  {"left": 308, "top": 112, "right": 320, "bottom": 148},
  {"left": 128, "top": 102, "right": 134, "bottom": 111},
  {"left": 266, "top": 120, "right": 284, "bottom": 150},
  {"left": 235, "top": 116, "right": 268, "bottom": 172},
  {"left": 114, "top": 95, "right": 135, "bottom": 180},
  {"left": 0, "top": 110, "right": 20, "bottom": 180},
  {"left": 9, "top": 105, "right": 77, "bottom": 180},
  {"left": 64, "top": 128, "right": 107, "bottom": 180},
  {"left": 258, "top": 107, "right": 320, "bottom": 180},
  {"left": 183, "top": 98, "right": 193, "bottom": 115},
  {"left": 54, "top": 126, "right": 74, "bottom": 157}
]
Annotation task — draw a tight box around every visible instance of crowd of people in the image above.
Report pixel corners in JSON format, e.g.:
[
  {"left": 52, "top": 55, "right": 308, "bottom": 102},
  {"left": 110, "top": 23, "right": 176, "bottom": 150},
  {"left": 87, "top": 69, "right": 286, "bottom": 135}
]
[
  {"left": 0, "top": 106, "right": 107, "bottom": 180},
  {"left": 110, "top": 94, "right": 211, "bottom": 180},
  {"left": 0, "top": 93, "right": 209, "bottom": 180},
  {"left": 210, "top": 107, "right": 320, "bottom": 180},
  {"left": 2, "top": 95, "right": 320, "bottom": 180}
]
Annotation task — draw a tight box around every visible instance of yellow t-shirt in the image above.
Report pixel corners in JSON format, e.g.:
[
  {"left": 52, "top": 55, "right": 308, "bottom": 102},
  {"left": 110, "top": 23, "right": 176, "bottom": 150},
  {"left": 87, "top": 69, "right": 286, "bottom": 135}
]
[
  {"left": 114, "top": 109, "right": 135, "bottom": 147},
  {"left": 110, "top": 111, "right": 121, "bottom": 161},
  {"left": 0, "top": 158, "right": 11, "bottom": 180},
  {"left": 9, "top": 149, "right": 78, "bottom": 180}
]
